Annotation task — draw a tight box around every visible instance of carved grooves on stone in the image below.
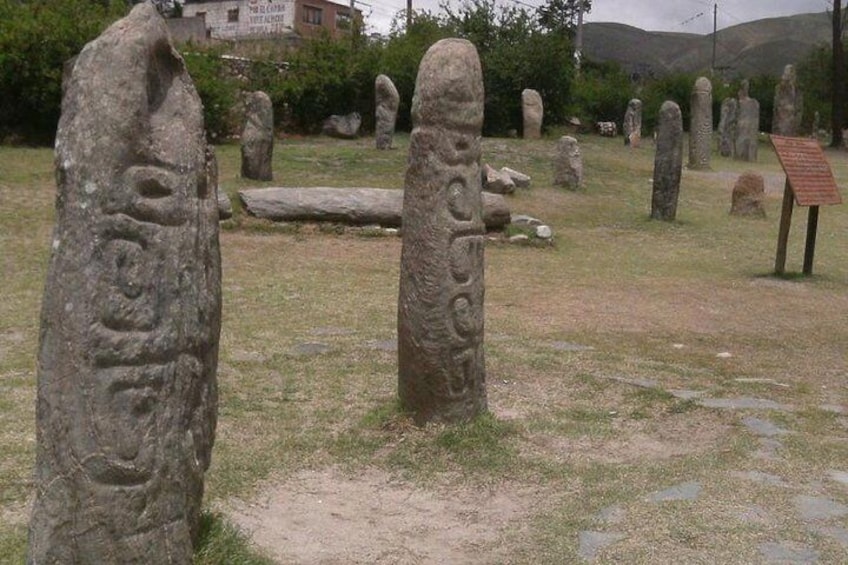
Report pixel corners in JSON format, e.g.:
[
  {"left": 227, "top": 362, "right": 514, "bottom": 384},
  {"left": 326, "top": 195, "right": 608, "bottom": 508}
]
[
  {"left": 445, "top": 175, "right": 484, "bottom": 399},
  {"left": 398, "top": 38, "right": 486, "bottom": 424}
]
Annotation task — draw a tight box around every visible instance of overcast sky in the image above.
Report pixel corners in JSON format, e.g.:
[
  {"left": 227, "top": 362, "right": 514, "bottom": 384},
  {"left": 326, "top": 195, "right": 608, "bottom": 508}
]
[{"left": 363, "top": 0, "right": 830, "bottom": 36}]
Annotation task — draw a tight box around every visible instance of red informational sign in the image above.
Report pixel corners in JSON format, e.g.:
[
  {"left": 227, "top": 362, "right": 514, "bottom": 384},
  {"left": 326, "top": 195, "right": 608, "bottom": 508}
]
[{"left": 770, "top": 135, "right": 842, "bottom": 206}]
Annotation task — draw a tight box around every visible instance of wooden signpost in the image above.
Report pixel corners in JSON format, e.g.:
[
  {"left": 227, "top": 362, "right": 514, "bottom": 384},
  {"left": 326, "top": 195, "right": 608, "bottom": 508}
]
[{"left": 770, "top": 135, "right": 842, "bottom": 275}]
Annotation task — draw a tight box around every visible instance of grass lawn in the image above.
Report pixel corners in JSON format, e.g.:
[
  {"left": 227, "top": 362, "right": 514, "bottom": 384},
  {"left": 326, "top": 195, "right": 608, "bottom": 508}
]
[{"left": 1, "top": 133, "right": 847, "bottom": 563}]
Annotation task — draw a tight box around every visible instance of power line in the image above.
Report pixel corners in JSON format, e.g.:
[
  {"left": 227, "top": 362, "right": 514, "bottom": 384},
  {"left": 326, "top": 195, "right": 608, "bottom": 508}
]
[{"left": 677, "top": 11, "right": 705, "bottom": 27}]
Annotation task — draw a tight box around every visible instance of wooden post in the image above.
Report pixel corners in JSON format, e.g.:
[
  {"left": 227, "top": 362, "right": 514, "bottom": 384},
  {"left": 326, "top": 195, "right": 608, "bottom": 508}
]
[
  {"left": 803, "top": 205, "right": 820, "bottom": 275},
  {"left": 774, "top": 178, "right": 794, "bottom": 275}
]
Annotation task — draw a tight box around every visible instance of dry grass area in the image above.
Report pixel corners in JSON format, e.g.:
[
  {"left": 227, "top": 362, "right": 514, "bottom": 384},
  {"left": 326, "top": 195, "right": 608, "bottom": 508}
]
[{"left": 1, "top": 134, "right": 847, "bottom": 563}]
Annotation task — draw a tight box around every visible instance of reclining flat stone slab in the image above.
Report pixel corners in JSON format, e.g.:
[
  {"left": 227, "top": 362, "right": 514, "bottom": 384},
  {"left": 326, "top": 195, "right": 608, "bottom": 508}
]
[{"left": 239, "top": 186, "right": 511, "bottom": 229}]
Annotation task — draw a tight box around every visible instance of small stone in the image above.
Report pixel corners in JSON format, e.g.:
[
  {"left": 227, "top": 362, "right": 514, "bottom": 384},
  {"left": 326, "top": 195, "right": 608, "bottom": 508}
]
[
  {"left": 322, "top": 112, "right": 361, "bottom": 139},
  {"left": 742, "top": 417, "right": 790, "bottom": 437},
  {"left": 648, "top": 481, "right": 702, "bottom": 502},
  {"left": 577, "top": 531, "right": 625, "bottom": 562},
  {"left": 794, "top": 495, "right": 848, "bottom": 522},
  {"left": 218, "top": 191, "right": 233, "bottom": 220},
  {"left": 672, "top": 343, "right": 685, "bottom": 349},
  {"left": 365, "top": 339, "right": 397, "bottom": 352},
  {"left": 730, "top": 172, "right": 766, "bottom": 217},
  {"left": 595, "top": 504, "right": 626, "bottom": 524},
  {"left": 291, "top": 342, "right": 332, "bottom": 356},
  {"left": 737, "top": 505, "right": 772, "bottom": 524},
  {"left": 511, "top": 214, "right": 543, "bottom": 227},
  {"left": 828, "top": 470, "right": 848, "bottom": 486},
  {"left": 549, "top": 341, "right": 595, "bottom": 352},
  {"left": 482, "top": 163, "right": 516, "bottom": 194},
  {"left": 597, "top": 121, "right": 617, "bottom": 137},
  {"left": 309, "top": 327, "right": 355, "bottom": 336},
  {"left": 698, "top": 397, "right": 793, "bottom": 411},
  {"left": 553, "top": 135, "right": 582, "bottom": 190},
  {"left": 717, "top": 351, "right": 733, "bottom": 358},
  {"left": 759, "top": 541, "right": 819, "bottom": 563},
  {"left": 509, "top": 234, "right": 530, "bottom": 243},
  {"left": 500, "top": 167, "right": 531, "bottom": 188},
  {"left": 669, "top": 389, "right": 706, "bottom": 400},
  {"left": 734, "top": 377, "right": 789, "bottom": 387},
  {"left": 609, "top": 376, "right": 658, "bottom": 389},
  {"left": 755, "top": 437, "right": 784, "bottom": 460},
  {"left": 535, "top": 225, "right": 552, "bottom": 239},
  {"left": 731, "top": 470, "right": 788, "bottom": 487}
]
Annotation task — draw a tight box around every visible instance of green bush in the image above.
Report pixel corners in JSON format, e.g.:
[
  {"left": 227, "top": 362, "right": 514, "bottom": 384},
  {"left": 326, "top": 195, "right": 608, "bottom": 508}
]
[
  {"left": 182, "top": 47, "right": 241, "bottom": 140},
  {"left": 568, "top": 59, "right": 633, "bottom": 128},
  {"left": 443, "top": 0, "right": 575, "bottom": 136},
  {"left": 0, "top": 0, "right": 128, "bottom": 143},
  {"left": 378, "top": 13, "right": 450, "bottom": 132},
  {"left": 640, "top": 71, "right": 698, "bottom": 134},
  {"left": 747, "top": 74, "right": 778, "bottom": 134},
  {"left": 248, "top": 31, "right": 382, "bottom": 134}
]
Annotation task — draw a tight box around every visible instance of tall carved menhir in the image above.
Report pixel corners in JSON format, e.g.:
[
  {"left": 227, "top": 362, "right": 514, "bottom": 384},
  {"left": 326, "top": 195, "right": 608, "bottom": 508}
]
[
  {"left": 522, "top": 88, "right": 543, "bottom": 139},
  {"left": 241, "top": 90, "right": 274, "bottom": 181},
  {"left": 773, "top": 64, "right": 803, "bottom": 137},
  {"left": 623, "top": 99, "right": 642, "bottom": 147},
  {"left": 688, "top": 76, "right": 712, "bottom": 170},
  {"left": 652, "top": 101, "right": 683, "bottom": 221},
  {"left": 398, "top": 38, "right": 487, "bottom": 424},
  {"left": 27, "top": 4, "right": 221, "bottom": 563},
  {"left": 375, "top": 74, "right": 400, "bottom": 150}
]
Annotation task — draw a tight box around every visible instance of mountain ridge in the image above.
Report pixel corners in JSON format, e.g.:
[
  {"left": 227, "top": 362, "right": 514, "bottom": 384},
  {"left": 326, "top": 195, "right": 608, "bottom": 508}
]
[{"left": 582, "top": 11, "right": 831, "bottom": 78}]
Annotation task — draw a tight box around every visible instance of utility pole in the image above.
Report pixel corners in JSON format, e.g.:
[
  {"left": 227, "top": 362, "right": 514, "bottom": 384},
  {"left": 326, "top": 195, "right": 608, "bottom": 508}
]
[
  {"left": 350, "top": 0, "right": 356, "bottom": 44},
  {"left": 831, "top": 0, "right": 844, "bottom": 147},
  {"left": 574, "top": 0, "right": 585, "bottom": 76},
  {"left": 711, "top": 3, "right": 717, "bottom": 74},
  {"left": 407, "top": 0, "right": 412, "bottom": 30}
]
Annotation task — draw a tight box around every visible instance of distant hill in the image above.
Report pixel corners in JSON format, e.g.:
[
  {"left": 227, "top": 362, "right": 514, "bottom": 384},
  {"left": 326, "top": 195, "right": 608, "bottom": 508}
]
[{"left": 582, "top": 12, "right": 831, "bottom": 78}]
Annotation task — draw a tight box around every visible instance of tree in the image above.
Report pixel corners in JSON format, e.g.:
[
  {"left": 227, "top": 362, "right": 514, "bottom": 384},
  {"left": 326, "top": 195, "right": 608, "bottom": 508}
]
[
  {"left": 441, "top": 0, "right": 575, "bottom": 135},
  {"left": 831, "top": 0, "right": 844, "bottom": 147},
  {"left": 0, "top": 0, "right": 128, "bottom": 142},
  {"left": 536, "top": 0, "right": 591, "bottom": 36}
]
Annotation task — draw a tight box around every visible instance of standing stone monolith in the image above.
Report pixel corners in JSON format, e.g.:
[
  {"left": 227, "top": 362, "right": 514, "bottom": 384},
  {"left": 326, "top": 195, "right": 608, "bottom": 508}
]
[
  {"left": 623, "top": 98, "right": 642, "bottom": 147},
  {"left": 28, "top": 4, "right": 221, "bottom": 563},
  {"left": 522, "top": 88, "right": 543, "bottom": 139},
  {"left": 398, "top": 38, "right": 487, "bottom": 425},
  {"left": 553, "top": 135, "right": 582, "bottom": 190},
  {"left": 375, "top": 74, "right": 400, "bottom": 150},
  {"left": 735, "top": 90, "right": 760, "bottom": 162},
  {"left": 241, "top": 90, "right": 274, "bottom": 180},
  {"left": 688, "top": 76, "right": 712, "bottom": 170},
  {"left": 651, "top": 101, "right": 684, "bottom": 221},
  {"left": 717, "top": 97, "right": 738, "bottom": 157},
  {"left": 773, "top": 64, "right": 803, "bottom": 136}
]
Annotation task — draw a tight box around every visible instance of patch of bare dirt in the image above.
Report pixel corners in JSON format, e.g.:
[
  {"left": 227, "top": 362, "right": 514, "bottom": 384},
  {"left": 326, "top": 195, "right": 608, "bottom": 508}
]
[{"left": 226, "top": 467, "right": 545, "bottom": 564}]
